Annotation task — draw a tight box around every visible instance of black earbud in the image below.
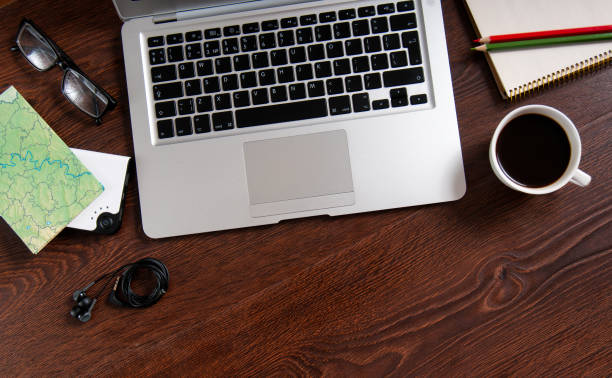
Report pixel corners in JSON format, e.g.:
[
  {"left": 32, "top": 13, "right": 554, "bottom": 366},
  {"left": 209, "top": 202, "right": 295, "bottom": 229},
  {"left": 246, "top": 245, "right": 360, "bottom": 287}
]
[{"left": 69, "top": 282, "right": 97, "bottom": 323}]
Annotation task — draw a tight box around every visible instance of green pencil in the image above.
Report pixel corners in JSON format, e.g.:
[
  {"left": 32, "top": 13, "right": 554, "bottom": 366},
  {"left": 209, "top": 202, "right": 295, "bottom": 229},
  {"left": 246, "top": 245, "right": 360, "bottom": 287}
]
[{"left": 471, "top": 32, "right": 612, "bottom": 52}]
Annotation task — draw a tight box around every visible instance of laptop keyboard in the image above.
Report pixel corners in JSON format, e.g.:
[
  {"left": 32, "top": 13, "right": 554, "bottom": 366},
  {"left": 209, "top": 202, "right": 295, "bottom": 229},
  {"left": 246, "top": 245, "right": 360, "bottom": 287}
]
[{"left": 145, "top": 0, "right": 431, "bottom": 144}]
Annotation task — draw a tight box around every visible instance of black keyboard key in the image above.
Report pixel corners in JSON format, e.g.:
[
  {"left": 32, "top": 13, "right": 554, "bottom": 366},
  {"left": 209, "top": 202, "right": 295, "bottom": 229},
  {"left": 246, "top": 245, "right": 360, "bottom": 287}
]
[
  {"left": 397, "top": 1, "right": 415, "bottom": 12},
  {"left": 352, "top": 56, "right": 370, "bottom": 73},
  {"left": 214, "top": 93, "right": 232, "bottom": 110},
  {"left": 151, "top": 65, "right": 176, "bottom": 82},
  {"left": 278, "top": 30, "right": 295, "bottom": 47},
  {"left": 390, "top": 87, "right": 408, "bottom": 107},
  {"left": 333, "top": 58, "right": 351, "bottom": 75},
  {"left": 153, "top": 82, "right": 183, "bottom": 100},
  {"left": 308, "top": 44, "right": 325, "bottom": 61},
  {"left": 212, "top": 111, "right": 234, "bottom": 131},
  {"left": 178, "top": 98, "right": 195, "bottom": 115},
  {"left": 175, "top": 117, "right": 192, "bottom": 136},
  {"left": 320, "top": 12, "right": 337, "bottom": 23},
  {"left": 148, "top": 36, "right": 164, "bottom": 47},
  {"left": 307, "top": 80, "right": 325, "bottom": 97},
  {"left": 241, "top": 35, "right": 258, "bottom": 52},
  {"left": 178, "top": 62, "right": 195, "bottom": 79},
  {"left": 236, "top": 99, "right": 328, "bottom": 128},
  {"left": 296, "top": 64, "right": 313, "bottom": 81},
  {"left": 281, "top": 17, "right": 298, "bottom": 28},
  {"left": 345, "top": 75, "right": 362, "bottom": 92},
  {"left": 339, "top": 9, "right": 356, "bottom": 20},
  {"left": 196, "top": 60, "right": 214, "bottom": 76},
  {"left": 326, "top": 78, "right": 344, "bottom": 95},
  {"left": 410, "top": 94, "right": 428, "bottom": 105},
  {"left": 383, "top": 67, "right": 424, "bottom": 87},
  {"left": 157, "top": 119, "right": 174, "bottom": 138},
  {"left": 289, "top": 47, "right": 307, "bottom": 63},
  {"left": 155, "top": 101, "right": 175, "bottom": 118},
  {"left": 251, "top": 88, "right": 269, "bottom": 105},
  {"left": 345, "top": 39, "right": 363, "bottom": 55},
  {"left": 259, "top": 33, "right": 276, "bottom": 49},
  {"left": 243, "top": 22, "right": 260, "bottom": 34},
  {"left": 402, "top": 31, "right": 422, "bottom": 65},
  {"left": 221, "top": 74, "right": 239, "bottom": 91},
  {"left": 296, "top": 28, "right": 313, "bottom": 44},
  {"left": 203, "top": 77, "right": 220, "bottom": 93},
  {"left": 364, "top": 36, "right": 382, "bottom": 52},
  {"left": 352, "top": 20, "right": 370, "bottom": 36},
  {"left": 315, "top": 25, "right": 332, "bottom": 42},
  {"left": 185, "top": 43, "right": 203, "bottom": 59},
  {"left": 204, "top": 41, "right": 221, "bottom": 57},
  {"left": 270, "top": 49, "right": 288, "bottom": 66},
  {"left": 333, "top": 22, "right": 351, "bottom": 39},
  {"left": 270, "top": 85, "right": 288, "bottom": 102},
  {"left": 167, "top": 46, "right": 183, "bottom": 62},
  {"left": 352, "top": 93, "right": 370, "bottom": 112},
  {"left": 194, "top": 115, "right": 211, "bottom": 133},
  {"left": 390, "top": 50, "right": 408, "bottom": 67},
  {"left": 364, "top": 72, "right": 382, "bottom": 89},
  {"left": 371, "top": 17, "right": 389, "bottom": 34},
  {"left": 185, "top": 79, "right": 202, "bottom": 96},
  {"left": 205, "top": 28, "right": 222, "bottom": 39},
  {"left": 166, "top": 33, "right": 183, "bottom": 44},
  {"left": 300, "top": 14, "right": 317, "bottom": 26},
  {"left": 326, "top": 41, "right": 344, "bottom": 58},
  {"left": 233, "top": 54, "right": 251, "bottom": 71},
  {"left": 223, "top": 25, "right": 240, "bottom": 36},
  {"left": 149, "top": 48, "right": 166, "bottom": 65},
  {"left": 372, "top": 99, "right": 390, "bottom": 109},
  {"left": 315, "top": 61, "right": 332, "bottom": 78},
  {"left": 358, "top": 6, "right": 376, "bottom": 17},
  {"left": 289, "top": 83, "right": 306, "bottom": 100},
  {"left": 233, "top": 91, "right": 250, "bottom": 107},
  {"left": 329, "top": 95, "right": 351, "bottom": 115},
  {"left": 262, "top": 20, "right": 279, "bottom": 31},
  {"left": 378, "top": 3, "right": 395, "bottom": 14},
  {"left": 277, "top": 66, "right": 294, "bottom": 83},
  {"left": 196, "top": 96, "right": 213, "bottom": 112},
  {"left": 223, "top": 38, "right": 240, "bottom": 54},
  {"left": 258, "top": 69, "right": 276, "bottom": 85},
  {"left": 383, "top": 33, "right": 401, "bottom": 50},
  {"left": 240, "top": 71, "right": 258, "bottom": 88},
  {"left": 215, "top": 57, "right": 232, "bottom": 74},
  {"left": 186, "top": 31, "right": 203, "bottom": 42},
  {"left": 390, "top": 13, "right": 417, "bottom": 31},
  {"left": 371, "top": 53, "right": 389, "bottom": 70},
  {"left": 252, "top": 52, "right": 269, "bottom": 68}
]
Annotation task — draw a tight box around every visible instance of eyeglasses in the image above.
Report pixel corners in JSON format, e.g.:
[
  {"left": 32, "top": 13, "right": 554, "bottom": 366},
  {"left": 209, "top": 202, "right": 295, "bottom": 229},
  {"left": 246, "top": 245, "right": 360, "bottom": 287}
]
[{"left": 11, "top": 19, "right": 117, "bottom": 125}]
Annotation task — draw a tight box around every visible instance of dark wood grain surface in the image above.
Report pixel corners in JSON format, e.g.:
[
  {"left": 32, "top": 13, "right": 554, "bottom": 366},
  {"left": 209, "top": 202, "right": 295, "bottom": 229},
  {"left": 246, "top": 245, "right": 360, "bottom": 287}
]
[{"left": 0, "top": 0, "right": 610, "bottom": 376}]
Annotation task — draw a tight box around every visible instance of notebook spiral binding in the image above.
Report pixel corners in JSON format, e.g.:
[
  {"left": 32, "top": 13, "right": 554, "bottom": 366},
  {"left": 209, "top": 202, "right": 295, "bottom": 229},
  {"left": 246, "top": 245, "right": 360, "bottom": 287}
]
[{"left": 509, "top": 49, "right": 611, "bottom": 101}]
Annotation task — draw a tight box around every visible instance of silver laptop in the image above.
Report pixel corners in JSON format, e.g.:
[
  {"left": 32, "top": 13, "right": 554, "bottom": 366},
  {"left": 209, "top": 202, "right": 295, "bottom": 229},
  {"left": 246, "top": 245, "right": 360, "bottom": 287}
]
[{"left": 114, "top": 0, "right": 466, "bottom": 238}]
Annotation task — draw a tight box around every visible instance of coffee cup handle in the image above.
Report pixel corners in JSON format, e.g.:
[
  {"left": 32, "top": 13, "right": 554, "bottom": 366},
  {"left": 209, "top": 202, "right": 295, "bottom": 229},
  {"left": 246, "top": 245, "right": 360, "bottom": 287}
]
[{"left": 570, "top": 169, "right": 591, "bottom": 187}]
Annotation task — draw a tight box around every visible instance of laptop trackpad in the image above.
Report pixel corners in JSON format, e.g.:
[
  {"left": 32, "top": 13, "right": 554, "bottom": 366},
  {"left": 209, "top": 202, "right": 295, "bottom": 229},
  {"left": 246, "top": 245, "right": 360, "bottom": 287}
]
[{"left": 244, "top": 130, "right": 355, "bottom": 218}]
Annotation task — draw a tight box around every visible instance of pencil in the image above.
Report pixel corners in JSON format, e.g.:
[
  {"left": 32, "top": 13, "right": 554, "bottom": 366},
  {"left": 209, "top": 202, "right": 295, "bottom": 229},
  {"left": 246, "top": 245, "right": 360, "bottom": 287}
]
[
  {"left": 474, "top": 24, "right": 612, "bottom": 43},
  {"left": 471, "top": 32, "right": 612, "bottom": 52}
]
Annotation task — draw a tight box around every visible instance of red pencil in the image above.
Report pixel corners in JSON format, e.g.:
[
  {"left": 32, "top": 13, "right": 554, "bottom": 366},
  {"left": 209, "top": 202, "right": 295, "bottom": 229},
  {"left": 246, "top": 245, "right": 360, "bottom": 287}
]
[{"left": 474, "top": 24, "right": 612, "bottom": 43}]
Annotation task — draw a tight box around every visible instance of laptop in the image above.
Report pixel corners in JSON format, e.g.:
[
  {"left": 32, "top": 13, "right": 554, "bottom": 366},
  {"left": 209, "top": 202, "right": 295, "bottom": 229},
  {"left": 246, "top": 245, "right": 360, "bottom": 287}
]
[{"left": 113, "top": 0, "right": 466, "bottom": 238}]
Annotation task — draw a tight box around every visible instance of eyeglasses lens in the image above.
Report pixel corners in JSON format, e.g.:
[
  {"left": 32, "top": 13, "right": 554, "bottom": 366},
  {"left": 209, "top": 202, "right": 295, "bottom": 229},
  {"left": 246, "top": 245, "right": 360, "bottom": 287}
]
[
  {"left": 62, "top": 69, "right": 110, "bottom": 118},
  {"left": 16, "top": 23, "right": 58, "bottom": 71}
]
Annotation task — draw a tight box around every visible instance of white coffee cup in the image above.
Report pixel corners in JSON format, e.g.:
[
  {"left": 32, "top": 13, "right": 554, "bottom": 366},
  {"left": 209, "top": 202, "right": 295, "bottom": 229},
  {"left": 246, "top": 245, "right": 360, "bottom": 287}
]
[{"left": 489, "top": 105, "right": 591, "bottom": 194}]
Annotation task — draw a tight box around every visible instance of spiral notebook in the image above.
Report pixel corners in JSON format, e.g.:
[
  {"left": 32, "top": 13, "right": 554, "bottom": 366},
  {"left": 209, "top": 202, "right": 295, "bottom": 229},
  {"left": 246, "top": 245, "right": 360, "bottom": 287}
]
[{"left": 465, "top": 0, "right": 612, "bottom": 100}]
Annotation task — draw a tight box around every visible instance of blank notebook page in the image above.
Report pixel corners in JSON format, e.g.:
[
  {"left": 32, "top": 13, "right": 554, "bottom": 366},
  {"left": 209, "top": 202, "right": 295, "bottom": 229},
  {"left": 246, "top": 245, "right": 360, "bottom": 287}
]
[{"left": 466, "top": 0, "right": 612, "bottom": 98}]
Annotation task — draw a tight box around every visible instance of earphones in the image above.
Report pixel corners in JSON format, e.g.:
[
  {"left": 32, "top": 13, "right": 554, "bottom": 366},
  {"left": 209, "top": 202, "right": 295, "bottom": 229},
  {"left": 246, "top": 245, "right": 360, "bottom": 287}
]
[{"left": 69, "top": 258, "right": 169, "bottom": 323}]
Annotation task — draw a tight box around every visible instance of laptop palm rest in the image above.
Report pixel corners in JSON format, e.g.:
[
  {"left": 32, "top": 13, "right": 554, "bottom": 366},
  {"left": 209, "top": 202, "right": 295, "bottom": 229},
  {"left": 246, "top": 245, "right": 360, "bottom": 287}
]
[{"left": 244, "top": 130, "right": 355, "bottom": 218}]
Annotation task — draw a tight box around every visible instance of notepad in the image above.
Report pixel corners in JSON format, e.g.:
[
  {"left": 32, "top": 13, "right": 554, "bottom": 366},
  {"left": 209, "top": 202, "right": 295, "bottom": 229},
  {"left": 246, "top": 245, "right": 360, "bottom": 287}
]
[{"left": 465, "top": 0, "right": 612, "bottom": 99}]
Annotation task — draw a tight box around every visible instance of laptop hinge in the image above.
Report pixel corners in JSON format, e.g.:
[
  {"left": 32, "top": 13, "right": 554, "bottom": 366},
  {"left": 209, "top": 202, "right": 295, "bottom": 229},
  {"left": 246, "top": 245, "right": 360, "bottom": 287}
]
[{"left": 153, "top": 13, "right": 177, "bottom": 24}]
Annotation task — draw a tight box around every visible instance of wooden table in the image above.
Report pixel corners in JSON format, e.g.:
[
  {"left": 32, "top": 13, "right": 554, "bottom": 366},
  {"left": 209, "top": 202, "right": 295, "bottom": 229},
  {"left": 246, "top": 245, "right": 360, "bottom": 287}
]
[{"left": 0, "top": 0, "right": 610, "bottom": 375}]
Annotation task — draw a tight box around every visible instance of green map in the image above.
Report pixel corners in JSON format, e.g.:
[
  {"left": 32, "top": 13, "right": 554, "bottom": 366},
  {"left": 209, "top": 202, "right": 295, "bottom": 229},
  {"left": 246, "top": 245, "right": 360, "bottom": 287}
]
[{"left": 0, "top": 86, "right": 103, "bottom": 254}]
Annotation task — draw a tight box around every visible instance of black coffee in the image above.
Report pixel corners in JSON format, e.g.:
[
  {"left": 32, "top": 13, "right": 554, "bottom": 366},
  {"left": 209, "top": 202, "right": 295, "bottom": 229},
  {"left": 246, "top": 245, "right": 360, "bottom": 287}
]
[{"left": 496, "top": 113, "right": 571, "bottom": 188}]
